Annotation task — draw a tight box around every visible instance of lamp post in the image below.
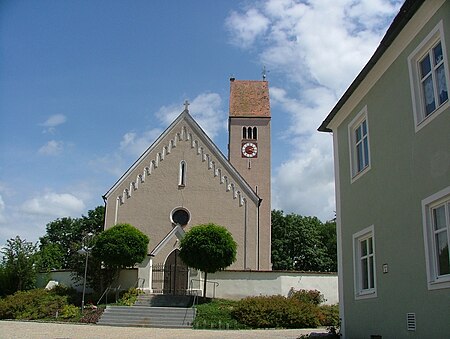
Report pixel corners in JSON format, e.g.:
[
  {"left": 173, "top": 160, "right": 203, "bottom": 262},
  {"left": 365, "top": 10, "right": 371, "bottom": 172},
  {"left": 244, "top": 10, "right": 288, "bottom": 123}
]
[{"left": 78, "top": 232, "right": 94, "bottom": 312}]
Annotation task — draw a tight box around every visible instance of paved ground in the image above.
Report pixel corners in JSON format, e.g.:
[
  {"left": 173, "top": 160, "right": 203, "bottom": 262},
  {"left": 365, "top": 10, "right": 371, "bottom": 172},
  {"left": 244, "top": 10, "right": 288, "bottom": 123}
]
[{"left": 0, "top": 321, "right": 327, "bottom": 338}]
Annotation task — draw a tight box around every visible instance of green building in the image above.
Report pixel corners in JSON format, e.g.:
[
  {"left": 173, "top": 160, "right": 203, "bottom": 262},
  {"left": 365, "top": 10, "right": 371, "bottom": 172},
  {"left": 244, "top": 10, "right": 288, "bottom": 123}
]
[{"left": 319, "top": 0, "right": 450, "bottom": 337}]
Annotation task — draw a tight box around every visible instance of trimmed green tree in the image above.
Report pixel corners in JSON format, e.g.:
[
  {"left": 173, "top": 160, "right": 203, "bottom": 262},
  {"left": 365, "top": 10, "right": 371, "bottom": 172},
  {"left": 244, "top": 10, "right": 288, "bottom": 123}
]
[
  {"left": 92, "top": 223, "right": 149, "bottom": 288},
  {"left": 179, "top": 223, "right": 237, "bottom": 298}
]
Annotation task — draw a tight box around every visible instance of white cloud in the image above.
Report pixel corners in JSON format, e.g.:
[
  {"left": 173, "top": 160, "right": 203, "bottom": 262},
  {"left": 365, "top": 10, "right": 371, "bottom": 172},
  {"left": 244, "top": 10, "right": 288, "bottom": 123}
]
[
  {"left": 226, "top": 0, "right": 401, "bottom": 220},
  {"left": 226, "top": 8, "right": 270, "bottom": 48},
  {"left": 189, "top": 93, "right": 225, "bottom": 139},
  {"left": 272, "top": 138, "right": 335, "bottom": 220},
  {"left": 21, "top": 192, "right": 85, "bottom": 218},
  {"left": 90, "top": 153, "right": 129, "bottom": 178},
  {"left": 40, "top": 114, "right": 67, "bottom": 127},
  {"left": 0, "top": 195, "right": 6, "bottom": 224},
  {"left": 38, "top": 140, "right": 64, "bottom": 156},
  {"left": 155, "top": 103, "right": 182, "bottom": 126},
  {"left": 156, "top": 92, "right": 225, "bottom": 139},
  {"left": 40, "top": 114, "right": 67, "bottom": 133},
  {"left": 271, "top": 86, "right": 336, "bottom": 220},
  {"left": 119, "top": 129, "right": 163, "bottom": 158},
  {"left": 228, "top": 0, "right": 402, "bottom": 92}
]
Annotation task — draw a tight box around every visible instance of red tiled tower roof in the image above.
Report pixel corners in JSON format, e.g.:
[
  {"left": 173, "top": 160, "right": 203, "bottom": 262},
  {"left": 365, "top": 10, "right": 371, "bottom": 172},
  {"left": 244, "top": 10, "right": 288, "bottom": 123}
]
[{"left": 229, "top": 79, "right": 270, "bottom": 117}]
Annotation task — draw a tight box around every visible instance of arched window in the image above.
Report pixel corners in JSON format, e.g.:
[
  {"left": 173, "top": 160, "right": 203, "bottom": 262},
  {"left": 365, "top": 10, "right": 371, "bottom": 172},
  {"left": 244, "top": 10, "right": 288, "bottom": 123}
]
[
  {"left": 247, "top": 127, "right": 253, "bottom": 139},
  {"left": 179, "top": 161, "right": 186, "bottom": 187},
  {"left": 242, "top": 127, "right": 247, "bottom": 139},
  {"left": 253, "top": 127, "right": 257, "bottom": 140}
]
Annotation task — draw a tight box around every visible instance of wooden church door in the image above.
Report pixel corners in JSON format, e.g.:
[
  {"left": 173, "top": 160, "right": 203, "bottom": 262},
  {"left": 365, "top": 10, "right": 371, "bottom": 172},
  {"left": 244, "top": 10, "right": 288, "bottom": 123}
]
[{"left": 163, "top": 249, "right": 188, "bottom": 295}]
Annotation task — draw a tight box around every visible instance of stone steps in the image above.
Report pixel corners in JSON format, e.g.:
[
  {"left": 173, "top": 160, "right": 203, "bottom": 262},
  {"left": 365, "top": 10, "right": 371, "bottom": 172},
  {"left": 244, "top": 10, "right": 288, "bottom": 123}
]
[
  {"left": 134, "top": 294, "right": 195, "bottom": 307},
  {"left": 97, "top": 305, "right": 196, "bottom": 328}
]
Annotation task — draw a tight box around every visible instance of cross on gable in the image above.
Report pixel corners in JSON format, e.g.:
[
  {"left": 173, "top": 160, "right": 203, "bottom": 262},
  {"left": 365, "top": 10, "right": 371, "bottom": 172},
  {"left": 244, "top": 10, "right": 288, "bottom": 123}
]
[{"left": 184, "top": 100, "right": 190, "bottom": 111}]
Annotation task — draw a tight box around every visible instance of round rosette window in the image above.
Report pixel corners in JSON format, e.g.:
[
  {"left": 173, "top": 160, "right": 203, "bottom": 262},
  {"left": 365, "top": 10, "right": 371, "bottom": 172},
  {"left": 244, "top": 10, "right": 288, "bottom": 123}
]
[{"left": 170, "top": 207, "right": 190, "bottom": 227}]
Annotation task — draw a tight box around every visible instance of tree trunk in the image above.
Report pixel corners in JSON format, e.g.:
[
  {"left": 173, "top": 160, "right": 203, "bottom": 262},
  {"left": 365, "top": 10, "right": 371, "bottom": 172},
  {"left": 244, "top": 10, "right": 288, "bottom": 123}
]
[{"left": 203, "top": 271, "right": 208, "bottom": 300}]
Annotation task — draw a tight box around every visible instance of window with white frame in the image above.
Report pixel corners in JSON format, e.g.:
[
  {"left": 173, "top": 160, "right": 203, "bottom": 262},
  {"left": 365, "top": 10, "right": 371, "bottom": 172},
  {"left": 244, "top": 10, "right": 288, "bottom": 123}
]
[
  {"left": 422, "top": 186, "right": 450, "bottom": 290},
  {"left": 353, "top": 225, "right": 377, "bottom": 299},
  {"left": 408, "top": 21, "right": 449, "bottom": 131},
  {"left": 348, "top": 107, "right": 370, "bottom": 180}
]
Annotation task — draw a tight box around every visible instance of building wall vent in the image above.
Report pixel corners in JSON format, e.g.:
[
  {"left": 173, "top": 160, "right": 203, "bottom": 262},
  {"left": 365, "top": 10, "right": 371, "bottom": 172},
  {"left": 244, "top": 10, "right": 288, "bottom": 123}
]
[{"left": 407, "top": 313, "right": 416, "bottom": 331}]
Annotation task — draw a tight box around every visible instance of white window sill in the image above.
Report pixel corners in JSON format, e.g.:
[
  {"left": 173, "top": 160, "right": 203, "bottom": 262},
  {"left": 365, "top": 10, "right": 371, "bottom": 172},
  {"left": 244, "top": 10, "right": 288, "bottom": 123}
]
[
  {"left": 351, "top": 164, "right": 371, "bottom": 184},
  {"left": 415, "top": 100, "right": 449, "bottom": 133},
  {"left": 428, "top": 276, "right": 450, "bottom": 290},
  {"left": 355, "top": 289, "right": 377, "bottom": 300}
]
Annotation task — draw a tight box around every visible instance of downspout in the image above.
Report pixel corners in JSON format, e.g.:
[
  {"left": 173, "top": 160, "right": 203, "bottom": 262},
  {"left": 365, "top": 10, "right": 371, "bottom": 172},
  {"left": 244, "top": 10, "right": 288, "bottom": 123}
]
[
  {"left": 257, "top": 197, "right": 262, "bottom": 271},
  {"left": 244, "top": 199, "right": 247, "bottom": 269},
  {"left": 114, "top": 197, "right": 119, "bottom": 224}
]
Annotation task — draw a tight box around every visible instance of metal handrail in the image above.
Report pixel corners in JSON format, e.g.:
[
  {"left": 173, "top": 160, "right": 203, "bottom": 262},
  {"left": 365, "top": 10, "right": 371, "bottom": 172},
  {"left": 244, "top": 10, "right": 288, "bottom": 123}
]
[
  {"left": 189, "top": 279, "right": 219, "bottom": 298},
  {"left": 96, "top": 284, "right": 121, "bottom": 305},
  {"left": 96, "top": 286, "right": 111, "bottom": 305},
  {"left": 191, "top": 292, "right": 199, "bottom": 308}
]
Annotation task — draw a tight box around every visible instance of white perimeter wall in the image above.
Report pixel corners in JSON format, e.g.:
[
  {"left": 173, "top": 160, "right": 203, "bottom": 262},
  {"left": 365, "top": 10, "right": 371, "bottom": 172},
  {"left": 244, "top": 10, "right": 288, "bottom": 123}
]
[
  {"left": 208, "top": 271, "right": 338, "bottom": 305},
  {"left": 36, "top": 269, "right": 138, "bottom": 293},
  {"left": 37, "top": 269, "right": 338, "bottom": 305}
]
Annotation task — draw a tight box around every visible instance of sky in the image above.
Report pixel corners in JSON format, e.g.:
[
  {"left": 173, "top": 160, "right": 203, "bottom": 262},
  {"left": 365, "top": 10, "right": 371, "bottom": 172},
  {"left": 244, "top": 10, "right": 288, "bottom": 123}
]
[{"left": 0, "top": 0, "right": 403, "bottom": 246}]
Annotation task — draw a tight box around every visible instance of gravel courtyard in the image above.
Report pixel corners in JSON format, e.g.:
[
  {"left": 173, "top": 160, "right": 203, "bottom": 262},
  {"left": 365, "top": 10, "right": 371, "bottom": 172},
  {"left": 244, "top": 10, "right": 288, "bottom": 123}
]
[{"left": 0, "top": 321, "right": 327, "bottom": 339}]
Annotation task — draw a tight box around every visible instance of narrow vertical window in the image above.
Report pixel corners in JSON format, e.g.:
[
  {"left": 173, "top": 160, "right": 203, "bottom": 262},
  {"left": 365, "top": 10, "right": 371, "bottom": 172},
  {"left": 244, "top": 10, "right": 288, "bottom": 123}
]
[
  {"left": 253, "top": 127, "right": 257, "bottom": 140},
  {"left": 422, "top": 187, "right": 450, "bottom": 290},
  {"left": 355, "top": 120, "right": 369, "bottom": 173},
  {"left": 242, "top": 127, "right": 247, "bottom": 139},
  {"left": 353, "top": 225, "right": 377, "bottom": 299},
  {"left": 247, "top": 127, "right": 252, "bottom": 139},
  {"left": 360, "top": 237, "right": 375, "bottom": 290},
  {"left": 348, "top": 106, "right": 371, "bottom": 181},
  {"left": 179, "top": 161, "right": 186, "bottom": 187},
  {"left": 432, "top": 204, "right": 450, "bottom": 276}
]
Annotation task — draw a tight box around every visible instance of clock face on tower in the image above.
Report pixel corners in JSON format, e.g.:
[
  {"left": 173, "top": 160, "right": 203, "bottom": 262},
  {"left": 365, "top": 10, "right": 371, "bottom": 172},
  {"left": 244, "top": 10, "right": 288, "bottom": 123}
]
[{"left": 242, "top": 142, "right": 258, "bottom": 158}]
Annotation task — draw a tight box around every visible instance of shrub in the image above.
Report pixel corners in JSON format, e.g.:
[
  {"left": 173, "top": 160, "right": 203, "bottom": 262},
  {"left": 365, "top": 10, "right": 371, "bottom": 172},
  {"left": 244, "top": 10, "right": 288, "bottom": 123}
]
[
  {"left": 117, "top": 288, "right": 144, "bottom": 306},
  {"left": 60, "top": 304, "right": 80, "bottom": 319},
  {"left": 0, "top": 289, "right": 68, "bottom": 320},
  {"left": 232, "top": 295, "right": 321, "bottom": 329},
  {"left": 318, "top": 304, "right": 339, "bottom": 327},
  {"left": 49, "top": 285, "right": 79, "bottom": 305},
  {"left": 289, "top": 289, "right": 325, "bottom": 305}
]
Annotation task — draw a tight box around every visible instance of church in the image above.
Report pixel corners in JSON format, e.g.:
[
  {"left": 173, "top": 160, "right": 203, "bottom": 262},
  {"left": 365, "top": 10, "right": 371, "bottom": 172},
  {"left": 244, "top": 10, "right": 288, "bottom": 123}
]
[{"left": 103, "top": 78, "right": 272, "bottom": 294}]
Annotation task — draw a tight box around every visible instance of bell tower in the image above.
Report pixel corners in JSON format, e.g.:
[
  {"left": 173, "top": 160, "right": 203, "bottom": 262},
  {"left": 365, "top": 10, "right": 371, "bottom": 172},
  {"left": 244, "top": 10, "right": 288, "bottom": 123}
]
[{"left": 228, "top": 78, "right": 271, "bottom": 270}]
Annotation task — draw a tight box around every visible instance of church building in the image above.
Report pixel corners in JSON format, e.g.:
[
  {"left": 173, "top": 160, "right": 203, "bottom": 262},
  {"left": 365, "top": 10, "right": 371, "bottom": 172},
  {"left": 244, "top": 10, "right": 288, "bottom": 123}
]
[{"left": 103, "top": 79, "right": 271, "bottom": 293}]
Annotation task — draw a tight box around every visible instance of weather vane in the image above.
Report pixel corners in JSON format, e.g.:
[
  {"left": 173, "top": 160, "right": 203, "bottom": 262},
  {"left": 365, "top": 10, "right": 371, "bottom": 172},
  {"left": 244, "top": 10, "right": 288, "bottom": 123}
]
[{"left": 262, "top": 66, "right": 268, "bottom": 81}]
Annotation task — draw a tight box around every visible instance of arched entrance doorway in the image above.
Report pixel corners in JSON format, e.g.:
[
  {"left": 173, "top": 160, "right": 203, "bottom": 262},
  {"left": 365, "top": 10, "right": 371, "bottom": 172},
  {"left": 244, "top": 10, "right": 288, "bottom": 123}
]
[{"left": 163, "top": 249, "right": 188, "bottom": 295}]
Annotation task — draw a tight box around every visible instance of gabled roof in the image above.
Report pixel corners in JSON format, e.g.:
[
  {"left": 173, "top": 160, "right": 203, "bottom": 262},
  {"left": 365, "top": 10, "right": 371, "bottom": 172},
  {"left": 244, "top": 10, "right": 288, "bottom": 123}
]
[
  {"left": 318, "top": 0, "right": 424, "bottom": 132},
  {"left": 104, "top": 108, "right": 260, "bottom": 204}
]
